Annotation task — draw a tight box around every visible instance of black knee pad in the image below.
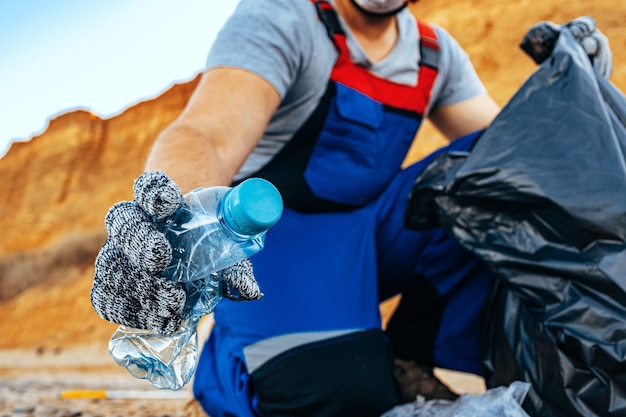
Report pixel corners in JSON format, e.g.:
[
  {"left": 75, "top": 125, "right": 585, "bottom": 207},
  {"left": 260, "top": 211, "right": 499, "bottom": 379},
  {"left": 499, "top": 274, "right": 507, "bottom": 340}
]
[{"left": 251, "top": 329, "right": 402, "bottom": 417}]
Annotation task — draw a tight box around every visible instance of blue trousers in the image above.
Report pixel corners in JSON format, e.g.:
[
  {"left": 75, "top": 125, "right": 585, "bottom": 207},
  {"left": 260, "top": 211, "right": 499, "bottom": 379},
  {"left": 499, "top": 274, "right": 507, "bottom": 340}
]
[{"left": 194, "top": 132, "right": 493, "bottom": 416}]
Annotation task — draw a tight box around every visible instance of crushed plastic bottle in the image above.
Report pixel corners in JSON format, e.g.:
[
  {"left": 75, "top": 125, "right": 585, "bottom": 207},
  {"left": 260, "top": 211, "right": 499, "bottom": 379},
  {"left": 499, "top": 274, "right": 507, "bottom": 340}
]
[{"left": 109, "top": 178, "right": 283, "bottom": 390}]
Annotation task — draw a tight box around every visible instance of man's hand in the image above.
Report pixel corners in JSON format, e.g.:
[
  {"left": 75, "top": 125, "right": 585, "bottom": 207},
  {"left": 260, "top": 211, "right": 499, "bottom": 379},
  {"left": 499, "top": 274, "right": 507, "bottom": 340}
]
[
  {"left": 521, "top": 16, "right": 613, "bottom": 78},
  {"left": 91, "top": 171, "right": 262, "bottom": 335},
  {"left": 566, "top": 17, "right": 612, "bottom": 78}
]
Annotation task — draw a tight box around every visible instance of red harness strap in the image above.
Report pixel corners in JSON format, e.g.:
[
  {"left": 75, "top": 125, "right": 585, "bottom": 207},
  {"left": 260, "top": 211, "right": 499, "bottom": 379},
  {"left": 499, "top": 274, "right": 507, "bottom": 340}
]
[{"left": 312, "top": 0, "right": 440, "bottom": 115}]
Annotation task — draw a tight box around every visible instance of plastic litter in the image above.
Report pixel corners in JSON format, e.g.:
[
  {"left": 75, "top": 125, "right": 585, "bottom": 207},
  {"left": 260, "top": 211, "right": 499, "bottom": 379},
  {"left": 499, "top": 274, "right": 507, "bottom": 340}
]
[
  {"left": 381, "top": 381, "right": 531, "bottom": 417},
  {"left": 109, "top": 178, "right": 283, "bottom": 390}
]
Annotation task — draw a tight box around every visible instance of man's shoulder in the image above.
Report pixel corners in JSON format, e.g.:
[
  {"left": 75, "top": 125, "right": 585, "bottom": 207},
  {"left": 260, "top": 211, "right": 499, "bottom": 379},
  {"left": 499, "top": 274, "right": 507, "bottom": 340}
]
[
  {"left": 230, "top": 0, "right": 322, "bottom": 42},
  {"left": 414, "top": 18, "right": 470, "bottom": 66},
  {"left": 237, "top": 0, "right": 317, "bottom": 19}
]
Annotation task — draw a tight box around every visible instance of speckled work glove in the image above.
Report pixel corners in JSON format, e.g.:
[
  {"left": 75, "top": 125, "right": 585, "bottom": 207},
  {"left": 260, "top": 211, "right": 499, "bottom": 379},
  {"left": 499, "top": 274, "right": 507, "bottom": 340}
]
[
  {"left": 521, "top": 16, "right": 613, "bottom": 78},
  {"left": 91, "top": 171, "right": 262, "bottom": 335}
]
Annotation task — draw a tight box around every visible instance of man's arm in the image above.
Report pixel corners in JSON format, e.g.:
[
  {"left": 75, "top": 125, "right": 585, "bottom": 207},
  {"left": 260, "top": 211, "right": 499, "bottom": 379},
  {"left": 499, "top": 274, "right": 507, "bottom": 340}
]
[
  {"left": 145, "top": 67, "right": 282, "bottom": 194},
  {"left": 428, "top": 93, "right": 500, "bottom": 141}
]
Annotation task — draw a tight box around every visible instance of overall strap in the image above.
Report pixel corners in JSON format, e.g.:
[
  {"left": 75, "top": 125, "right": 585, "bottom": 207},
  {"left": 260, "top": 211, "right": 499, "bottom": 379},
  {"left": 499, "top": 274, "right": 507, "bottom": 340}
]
[
  {"left": 311, "top": 0, "right": 440, "bottom": 115},
  {"left": 415, "top": 20, "right": 440, "bottom": 113}
]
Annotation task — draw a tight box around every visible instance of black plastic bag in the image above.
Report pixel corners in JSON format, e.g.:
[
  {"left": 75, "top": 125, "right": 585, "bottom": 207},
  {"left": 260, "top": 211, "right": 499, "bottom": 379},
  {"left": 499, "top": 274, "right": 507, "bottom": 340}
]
[{"left": 405, "top": 28, "right": 626, "bottom": 417}]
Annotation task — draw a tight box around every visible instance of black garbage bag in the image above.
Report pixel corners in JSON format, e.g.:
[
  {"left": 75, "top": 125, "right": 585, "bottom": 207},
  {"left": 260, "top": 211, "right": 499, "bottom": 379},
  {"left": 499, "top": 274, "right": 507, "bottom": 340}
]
[{"left": 405, "top": 28, "right": 626, "bottom": 417}]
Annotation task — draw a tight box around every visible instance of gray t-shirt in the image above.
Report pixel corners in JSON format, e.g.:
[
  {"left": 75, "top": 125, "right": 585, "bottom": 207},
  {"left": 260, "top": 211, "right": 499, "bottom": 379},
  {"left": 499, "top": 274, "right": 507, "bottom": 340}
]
[{"left": 206, "top": 0, "right": 487, "bottom": 180}]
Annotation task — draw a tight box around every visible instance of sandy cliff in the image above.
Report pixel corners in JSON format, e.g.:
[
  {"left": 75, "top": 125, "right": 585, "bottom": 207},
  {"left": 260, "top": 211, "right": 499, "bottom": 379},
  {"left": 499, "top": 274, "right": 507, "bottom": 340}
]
[{"left": 0, "top": 75, "right": 200, "bottom": 254}]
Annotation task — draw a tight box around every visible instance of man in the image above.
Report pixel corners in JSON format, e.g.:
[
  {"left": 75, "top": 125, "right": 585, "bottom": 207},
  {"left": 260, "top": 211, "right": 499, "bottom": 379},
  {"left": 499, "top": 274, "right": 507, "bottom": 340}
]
[{"left": 91, "top": 1, "right": 611, "bottom": 416}]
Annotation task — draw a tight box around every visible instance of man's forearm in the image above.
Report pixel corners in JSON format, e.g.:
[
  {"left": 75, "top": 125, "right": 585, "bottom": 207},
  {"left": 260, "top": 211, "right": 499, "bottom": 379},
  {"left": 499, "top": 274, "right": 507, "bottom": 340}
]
[
  {"left": 144, "top": 67, "right": 282, "bottom": 194},
  {"left": 145, "top": 123, "right": 237, "bottom": 194}
]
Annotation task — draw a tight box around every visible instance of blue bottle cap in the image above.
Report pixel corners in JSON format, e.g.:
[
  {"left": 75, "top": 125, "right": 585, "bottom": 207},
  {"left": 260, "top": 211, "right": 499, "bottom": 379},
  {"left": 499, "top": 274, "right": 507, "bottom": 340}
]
[{"left": 222, "top": 178, "right": 283, "bottom": 236}]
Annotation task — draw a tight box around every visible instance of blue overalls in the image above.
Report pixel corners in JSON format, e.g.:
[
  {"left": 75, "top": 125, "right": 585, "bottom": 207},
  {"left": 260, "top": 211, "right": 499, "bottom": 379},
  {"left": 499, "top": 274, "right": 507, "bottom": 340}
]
[{"left": 193, "top": 2, "right": 493, "bottom": 416}]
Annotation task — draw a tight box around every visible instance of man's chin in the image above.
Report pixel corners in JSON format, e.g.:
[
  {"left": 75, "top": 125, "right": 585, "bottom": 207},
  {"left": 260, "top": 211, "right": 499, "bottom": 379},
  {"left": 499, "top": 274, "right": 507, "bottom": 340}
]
[{"left": 349, "top": 0, "right": 409, "bottom": 17}]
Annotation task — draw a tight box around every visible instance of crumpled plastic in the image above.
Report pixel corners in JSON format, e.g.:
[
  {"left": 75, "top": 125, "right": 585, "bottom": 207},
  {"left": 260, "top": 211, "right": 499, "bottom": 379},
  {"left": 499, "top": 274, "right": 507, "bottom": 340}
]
[
  {"left": 405, "top": 27, "right": 626, "bottom": 416},
  {"left": 381, "top": 381, "right": 531, "bottom": 417}
]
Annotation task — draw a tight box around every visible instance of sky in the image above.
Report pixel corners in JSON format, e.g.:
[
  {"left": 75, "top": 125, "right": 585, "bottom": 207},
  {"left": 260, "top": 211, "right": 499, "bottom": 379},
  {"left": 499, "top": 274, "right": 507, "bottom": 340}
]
[{"left": 0, "top": 0, "right": 239, "bottom": 158}]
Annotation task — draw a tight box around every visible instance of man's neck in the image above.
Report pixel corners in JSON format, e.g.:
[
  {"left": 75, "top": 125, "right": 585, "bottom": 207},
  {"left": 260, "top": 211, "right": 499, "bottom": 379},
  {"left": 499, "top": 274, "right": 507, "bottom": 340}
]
[{"left": 334, "top": 0, "right": 400, "bottom": 63}]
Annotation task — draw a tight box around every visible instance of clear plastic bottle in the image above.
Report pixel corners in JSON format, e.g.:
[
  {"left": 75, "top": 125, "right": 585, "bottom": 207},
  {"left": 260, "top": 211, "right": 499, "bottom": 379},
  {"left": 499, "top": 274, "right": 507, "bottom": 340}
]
[{"left": 108, "top": 178, "right": 283, "bottom": 390}]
